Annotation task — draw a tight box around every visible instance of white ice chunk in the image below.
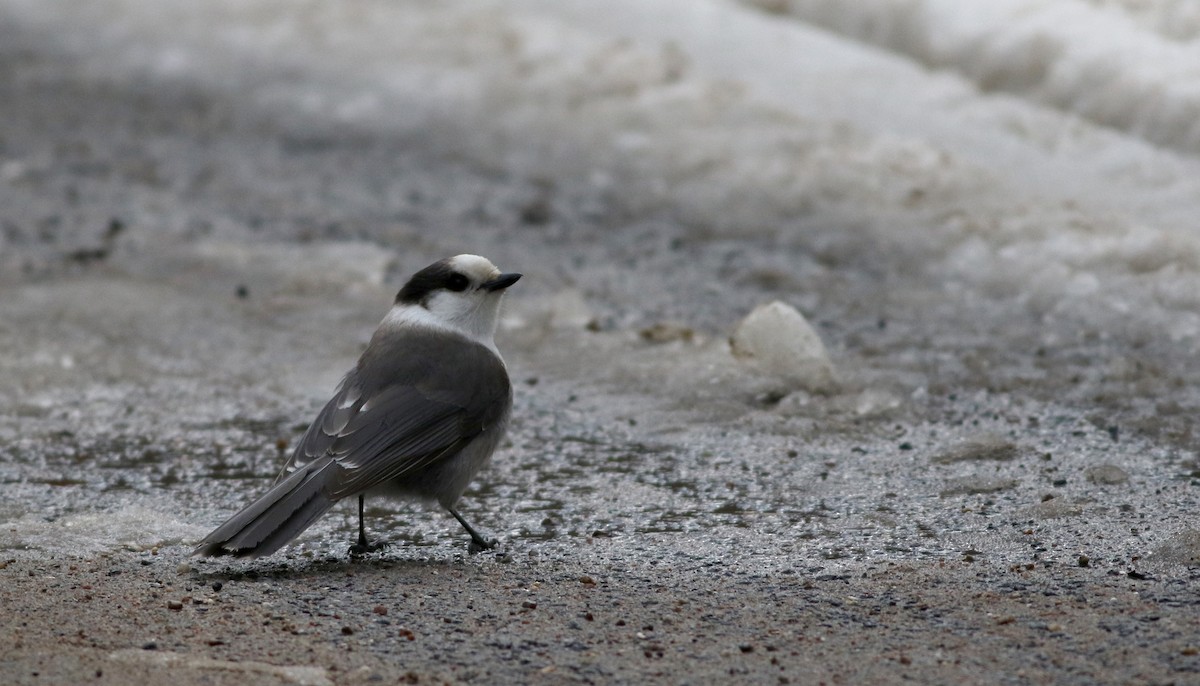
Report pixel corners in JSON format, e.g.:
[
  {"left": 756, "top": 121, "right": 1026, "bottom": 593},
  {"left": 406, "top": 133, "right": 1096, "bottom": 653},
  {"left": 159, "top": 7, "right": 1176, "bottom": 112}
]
[{"left": 730, "top": 301, "right": 835, "bottom": 392}]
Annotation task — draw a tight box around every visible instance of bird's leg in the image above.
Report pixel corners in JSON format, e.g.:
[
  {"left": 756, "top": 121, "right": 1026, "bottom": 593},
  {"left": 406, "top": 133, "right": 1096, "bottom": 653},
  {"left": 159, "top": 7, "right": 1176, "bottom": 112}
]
[
  {"left": 357, "top": 494, "right": 369, "bottom": 548},
  {"left": 349, "top": 495, "right": 385, "bottom": 556},
  {"left": 448, "top": 507, "right": 497, "bottom": 553}
]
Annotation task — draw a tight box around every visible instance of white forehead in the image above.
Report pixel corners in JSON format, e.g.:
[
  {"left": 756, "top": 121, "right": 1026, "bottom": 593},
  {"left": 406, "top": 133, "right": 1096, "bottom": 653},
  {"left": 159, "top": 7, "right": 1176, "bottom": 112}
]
[{"left": 449, "top": 254, "right": 501, "bottom": 281}]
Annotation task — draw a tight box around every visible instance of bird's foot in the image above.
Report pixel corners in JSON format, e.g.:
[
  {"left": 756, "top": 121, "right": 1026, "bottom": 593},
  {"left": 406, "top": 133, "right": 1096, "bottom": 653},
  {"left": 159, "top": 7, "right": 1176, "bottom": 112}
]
[
  {"left": 467, "top": 537, "right": 499, "bottom": 554},
  {"left": 349, "top": 539, "right": 387, "bottom": 557}
]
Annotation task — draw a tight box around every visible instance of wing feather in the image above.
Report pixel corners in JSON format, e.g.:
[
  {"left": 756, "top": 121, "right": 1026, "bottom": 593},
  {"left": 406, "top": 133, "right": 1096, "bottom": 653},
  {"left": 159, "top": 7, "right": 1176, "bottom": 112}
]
[{"left": 282, "top": 327, "right": 510, "bottom": 498}]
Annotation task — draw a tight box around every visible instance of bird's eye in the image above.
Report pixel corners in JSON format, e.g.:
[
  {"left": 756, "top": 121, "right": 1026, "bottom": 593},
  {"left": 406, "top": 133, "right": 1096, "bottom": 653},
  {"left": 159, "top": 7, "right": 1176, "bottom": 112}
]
[{"left": 446, "top": 273, "right": 470, "bottom": 292}]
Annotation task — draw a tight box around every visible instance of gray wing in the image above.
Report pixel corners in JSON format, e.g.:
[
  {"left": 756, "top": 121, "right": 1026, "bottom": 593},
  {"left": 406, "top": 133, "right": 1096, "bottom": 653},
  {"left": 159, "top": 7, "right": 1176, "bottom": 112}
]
[{"left": 285, "top": 328, "right": 511, "bottom": 499}]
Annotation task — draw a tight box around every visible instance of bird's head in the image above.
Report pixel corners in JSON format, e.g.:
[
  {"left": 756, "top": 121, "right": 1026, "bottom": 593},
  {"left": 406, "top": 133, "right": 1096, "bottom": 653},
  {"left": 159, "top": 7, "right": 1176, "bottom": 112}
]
[{"left": 390, "top": 254, "right": 521, "bottom": 343}]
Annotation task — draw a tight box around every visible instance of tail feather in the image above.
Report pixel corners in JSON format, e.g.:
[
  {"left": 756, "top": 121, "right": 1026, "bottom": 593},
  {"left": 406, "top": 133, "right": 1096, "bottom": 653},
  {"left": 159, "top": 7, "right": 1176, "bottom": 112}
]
[{"left": 194, "top": 461, "right": 340, "bottom": 558}]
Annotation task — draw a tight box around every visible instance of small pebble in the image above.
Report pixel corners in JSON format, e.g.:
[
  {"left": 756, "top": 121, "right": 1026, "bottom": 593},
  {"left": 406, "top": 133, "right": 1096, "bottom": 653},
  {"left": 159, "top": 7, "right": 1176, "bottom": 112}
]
[
  {"left": 211, "top": 581, "right": 223, "bottom": 592},
  {"left": 167, "top": 601, "right": 183, "bottom": 611},
  {"left": 341, "top": 626, "right": 354, "bottom": 636},
  {"left": 373, "top": 605, "right": 388, "bottom": 616}
]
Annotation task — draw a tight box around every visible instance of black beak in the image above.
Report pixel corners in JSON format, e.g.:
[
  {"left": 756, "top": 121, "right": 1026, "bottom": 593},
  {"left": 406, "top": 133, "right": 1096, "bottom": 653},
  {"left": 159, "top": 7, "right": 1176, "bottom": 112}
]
[{"left": 483, "top": 272, "right": 522, "bottom": 292}]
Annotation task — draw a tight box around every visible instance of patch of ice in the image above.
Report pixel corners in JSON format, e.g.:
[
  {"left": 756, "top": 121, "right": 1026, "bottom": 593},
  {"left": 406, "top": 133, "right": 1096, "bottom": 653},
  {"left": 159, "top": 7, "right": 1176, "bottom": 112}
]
[
  {"left": 133, "top": 240, "right": 396, "bottom": 297},
  {"left": 509, "top": 289, "right": 595, "bottom": 332},
  {"left": 0, "top": 504, "right": 208, "bottom": 557},
  {"left": 108, "top": 650, "right": 333, "bottom": 686}
]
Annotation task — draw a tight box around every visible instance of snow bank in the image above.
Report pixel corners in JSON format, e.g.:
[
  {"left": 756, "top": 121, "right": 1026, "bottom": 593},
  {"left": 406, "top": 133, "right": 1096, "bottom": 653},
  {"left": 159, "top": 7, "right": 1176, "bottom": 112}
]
[
  {"left": 6, "top": 0, "right": 1200, "bottom": 349},
  {"left": 740, "top": 0, "right": 1200, "bottom": 154}
]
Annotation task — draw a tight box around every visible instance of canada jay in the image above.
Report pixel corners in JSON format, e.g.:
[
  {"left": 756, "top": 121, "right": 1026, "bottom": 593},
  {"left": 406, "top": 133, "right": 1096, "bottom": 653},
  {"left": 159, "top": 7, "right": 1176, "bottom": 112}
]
[{"left": 195, "top": 254, "right": 520, "bottom": 557}]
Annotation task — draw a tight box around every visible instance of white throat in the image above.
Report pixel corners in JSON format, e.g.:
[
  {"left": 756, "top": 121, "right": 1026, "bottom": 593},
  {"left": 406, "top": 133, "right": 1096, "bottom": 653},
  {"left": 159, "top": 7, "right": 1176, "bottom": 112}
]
[{"left": 380, "top": 300, "right": 502, "bottom": 355}]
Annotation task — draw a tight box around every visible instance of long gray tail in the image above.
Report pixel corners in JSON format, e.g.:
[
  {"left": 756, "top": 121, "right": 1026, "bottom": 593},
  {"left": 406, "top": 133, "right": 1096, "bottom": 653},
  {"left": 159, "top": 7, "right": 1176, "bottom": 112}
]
[{"left": 193, "top": 461, "right": 339, "bottom": 558}]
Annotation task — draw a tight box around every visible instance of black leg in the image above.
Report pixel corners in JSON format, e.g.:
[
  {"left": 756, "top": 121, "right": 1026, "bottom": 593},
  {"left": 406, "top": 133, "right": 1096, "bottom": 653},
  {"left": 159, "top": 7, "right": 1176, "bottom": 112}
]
[
  {"left": 349, "top": 495, "right": 385, "bottom": 556},
  {"left": 448, "top": 506, "right": 497, "bottom": 553},
  {"left": 358, "top": 495, "right": 368, "bottom": 547}
]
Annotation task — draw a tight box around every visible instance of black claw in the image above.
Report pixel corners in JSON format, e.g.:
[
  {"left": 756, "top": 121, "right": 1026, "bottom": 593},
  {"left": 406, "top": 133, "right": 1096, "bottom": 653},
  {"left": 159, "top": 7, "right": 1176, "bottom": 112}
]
[{"left": 467, "top": 537, "right": 498, "bottom": 554}]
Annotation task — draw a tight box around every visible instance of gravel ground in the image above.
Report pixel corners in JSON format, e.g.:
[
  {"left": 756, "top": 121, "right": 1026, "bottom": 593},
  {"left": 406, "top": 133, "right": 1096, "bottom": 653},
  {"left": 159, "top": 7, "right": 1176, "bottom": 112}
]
[
  {"left": 2, "top": 7, "right": 1200, "bottom": 686},
  {"left": 4, "top": 552, "right": 1198, "bottom": 685}
]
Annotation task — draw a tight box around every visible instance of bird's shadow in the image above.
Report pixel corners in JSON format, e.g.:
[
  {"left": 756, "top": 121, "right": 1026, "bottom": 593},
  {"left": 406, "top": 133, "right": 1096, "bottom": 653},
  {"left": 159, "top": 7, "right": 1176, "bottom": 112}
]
[{"left": 187, "top": 544, "right": 502, "bottom": 582}]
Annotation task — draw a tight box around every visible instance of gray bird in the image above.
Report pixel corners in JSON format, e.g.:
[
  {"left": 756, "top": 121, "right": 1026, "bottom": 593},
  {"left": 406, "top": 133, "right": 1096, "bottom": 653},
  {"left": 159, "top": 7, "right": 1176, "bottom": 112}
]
[{"left": 194, "top": 254, "right": 521, "bottom": 558}]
